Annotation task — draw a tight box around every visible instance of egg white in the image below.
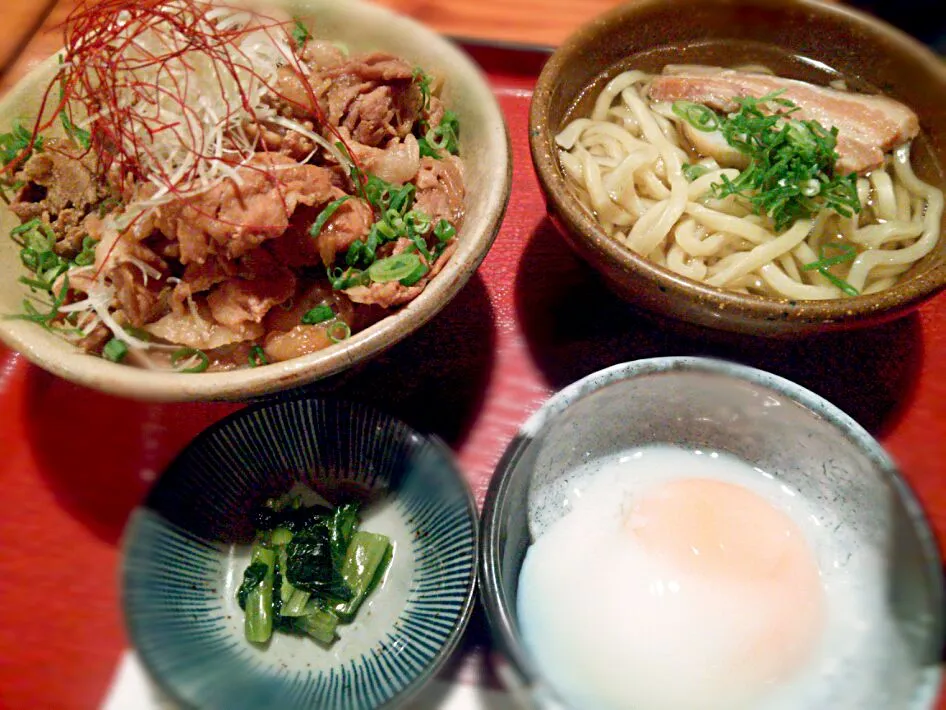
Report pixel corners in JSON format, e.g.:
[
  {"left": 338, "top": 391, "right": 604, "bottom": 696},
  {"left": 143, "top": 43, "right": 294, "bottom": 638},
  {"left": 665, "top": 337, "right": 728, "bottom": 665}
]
[{"left": 517, "top": 445, "right": 917, "bottom": 710}]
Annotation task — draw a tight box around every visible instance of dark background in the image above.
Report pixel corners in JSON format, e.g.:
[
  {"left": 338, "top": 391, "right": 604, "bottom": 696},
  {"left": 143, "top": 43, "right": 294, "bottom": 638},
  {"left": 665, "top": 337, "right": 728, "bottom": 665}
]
[{"left": 849, "top": 0, "right": 946, "bottom": 52}]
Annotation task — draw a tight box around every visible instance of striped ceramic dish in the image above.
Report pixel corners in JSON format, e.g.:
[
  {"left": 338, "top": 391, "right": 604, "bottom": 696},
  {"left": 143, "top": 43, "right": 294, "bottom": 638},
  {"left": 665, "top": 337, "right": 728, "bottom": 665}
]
[{"left": 122, "top": 397, "right": 478, "bottom": 710}]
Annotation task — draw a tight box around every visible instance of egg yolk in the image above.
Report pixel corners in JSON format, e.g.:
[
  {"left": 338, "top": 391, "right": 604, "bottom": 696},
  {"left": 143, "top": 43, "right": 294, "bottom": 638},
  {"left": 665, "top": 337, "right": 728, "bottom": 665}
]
[{"left": 623, "top": 478, "right": 826, "bottom": 687}]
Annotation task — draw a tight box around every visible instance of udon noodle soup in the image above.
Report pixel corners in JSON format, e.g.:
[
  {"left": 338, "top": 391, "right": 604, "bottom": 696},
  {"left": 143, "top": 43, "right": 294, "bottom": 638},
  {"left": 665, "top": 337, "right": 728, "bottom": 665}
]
[{"left": 556, "top": 64, "right": 944, "bottom": 299}]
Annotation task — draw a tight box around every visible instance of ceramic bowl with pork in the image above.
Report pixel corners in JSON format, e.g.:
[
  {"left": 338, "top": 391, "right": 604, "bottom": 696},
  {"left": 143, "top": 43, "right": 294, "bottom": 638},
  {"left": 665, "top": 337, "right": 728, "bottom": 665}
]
[{"left": 0, "top": 0, "right": 510, "bottom": 400}]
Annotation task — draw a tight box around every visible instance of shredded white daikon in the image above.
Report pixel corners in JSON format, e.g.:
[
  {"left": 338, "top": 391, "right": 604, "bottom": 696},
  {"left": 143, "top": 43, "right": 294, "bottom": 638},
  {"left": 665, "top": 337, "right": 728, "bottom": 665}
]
[
  {"left": 52, "top": 1, "right": 353, "bottom": 352},
  {"left": 77, "top": 0, "right": 341, "bottom": 216}
]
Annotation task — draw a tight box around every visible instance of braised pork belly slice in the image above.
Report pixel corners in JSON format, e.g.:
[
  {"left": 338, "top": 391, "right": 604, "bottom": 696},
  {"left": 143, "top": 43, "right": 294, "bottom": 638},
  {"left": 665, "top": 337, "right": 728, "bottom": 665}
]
[{"left": 649, "top": 68, "right": 919, "bottom": 174}]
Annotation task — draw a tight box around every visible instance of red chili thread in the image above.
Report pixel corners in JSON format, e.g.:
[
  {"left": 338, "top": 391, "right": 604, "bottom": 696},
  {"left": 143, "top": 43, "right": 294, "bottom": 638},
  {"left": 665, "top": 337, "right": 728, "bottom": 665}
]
[{"left": 6, "top": 0, "right": 370, "bottom": 277}]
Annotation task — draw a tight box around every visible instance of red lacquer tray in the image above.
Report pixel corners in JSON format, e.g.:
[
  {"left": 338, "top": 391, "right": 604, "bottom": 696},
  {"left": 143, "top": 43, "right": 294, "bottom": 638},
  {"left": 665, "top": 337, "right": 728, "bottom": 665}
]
[{"left": 1, "top": 44, "right": 945, "bottom": 710}]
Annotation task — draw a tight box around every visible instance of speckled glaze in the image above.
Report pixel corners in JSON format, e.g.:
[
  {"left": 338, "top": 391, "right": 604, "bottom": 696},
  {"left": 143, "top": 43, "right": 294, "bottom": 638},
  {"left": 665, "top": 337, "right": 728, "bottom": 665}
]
[
  {"left": 0, "top": 0, "right": 511, "bottom": 401},
  {"left": 480, "top": 357, "right": 945, "bottom": 709},
  {"left": 529, "top": 0, "right": 946, "bottom": 337}
]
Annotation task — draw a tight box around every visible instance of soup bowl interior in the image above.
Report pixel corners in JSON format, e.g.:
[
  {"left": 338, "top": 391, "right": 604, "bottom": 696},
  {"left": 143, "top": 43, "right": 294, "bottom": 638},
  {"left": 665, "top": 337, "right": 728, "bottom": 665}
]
[
  {"left": 0, "top": 0, "right": 510, "bottom": 400},
  {"left": 530, "top": 0, "right": 946, "bottom": 336},
  {"left": 480, "top": 357, "right": 945, "bottom": 708}
]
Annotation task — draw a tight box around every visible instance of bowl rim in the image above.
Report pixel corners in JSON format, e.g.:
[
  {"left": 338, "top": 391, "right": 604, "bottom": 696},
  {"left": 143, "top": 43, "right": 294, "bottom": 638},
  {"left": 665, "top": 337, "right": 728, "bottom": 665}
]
[
  {"left": 120, "top": 394, "right": 480, "bottom": 710},
  {"left": 528, "top": 0, "right": 946, "bottom": 329},
  {"left": 0, "top": 0, "right": 512, "bottom": 402},
  {"left": 479, "top": 355, "right": 946, "bottom": 707}
]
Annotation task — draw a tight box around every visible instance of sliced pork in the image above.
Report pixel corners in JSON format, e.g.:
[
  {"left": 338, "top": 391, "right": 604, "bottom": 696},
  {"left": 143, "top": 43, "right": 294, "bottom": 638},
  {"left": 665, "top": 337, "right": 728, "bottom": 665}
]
[
  {"left": 11, "top": 138, "right": 112, "bottom": 257},
  {"left": 648, "top": 68, "right": 919, "bottom": 174},
  {"left": 414, "top": 155, "right": 465, "bottom": 225},
  {"left": 153, "top": 153, "right": 343, "bottom": 265}
]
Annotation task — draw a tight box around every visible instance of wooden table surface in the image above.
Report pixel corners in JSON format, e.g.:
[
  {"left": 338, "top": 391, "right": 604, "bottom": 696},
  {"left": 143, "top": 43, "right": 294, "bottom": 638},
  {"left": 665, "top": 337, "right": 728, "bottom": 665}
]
[{"left": 0, "top": 0, "right": 630, "bottom": 93}]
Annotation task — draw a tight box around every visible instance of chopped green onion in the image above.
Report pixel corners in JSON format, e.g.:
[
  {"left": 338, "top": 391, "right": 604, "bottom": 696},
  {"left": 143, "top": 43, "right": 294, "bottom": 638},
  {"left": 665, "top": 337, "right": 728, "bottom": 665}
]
[
  {"left": 171, "top": 347, "right": 210, "bottom": 373},
  {"left": 672, "top": 101, "right": 720, "bottom": 132},
  {"left": 249, "top": 345, "right": 268, "bottom": 368},
  {"left": 367, "top": 253, "right": 424, "bottom": 283},
  {"left": 310, "top": 196, "right": 351, "bottom": 238},
  {"left": 59, "top": 111, "right": 90, "bottom": 151},
  {"left": 9, "top": 274, "right": 70, "bottom": 328},
  {"left": 302, "top": 304, "right": 334, "bottom": 325},
  {"left": 820, "top": 271, "right": 860, "bottom": 297},
  {"left": 328, "top": 266, "right": 369, "bottom": 290},
  {"left": 73, "top": 236, "right": 97, "bottom": 267},
  {"left": 801, "top": 243, "right": 858, "bottom": 271},
  {"left": 405, "top": 210, "right": 431, "bottom": 235},
  {"left": 329, "top": 166, "right": 439, "bottom": 291},
  {"left": 364, "top": 175, "right": 393, "bottom": 211},
  {"left": 700, "top": 93, "right": 861, "bottom": 231},
  {"left": 800, "top": 244, "right": 859, "bottom": 296},
  {"left": 412, "top": 67, "right": 433, "bottom": 124},
  {"left": 291, "top": 18, "right": 310, "bottom": 49},
  {"left": 0, "top": 122, "right": 41, "bottom": 167},
  {"left": 425, "top": 110, "right": 460, "bottom": 155},
  {"left": 103, "top": 338, "right": 128, "bottom": 363},
  {"left": 10, "top": 218, "right": 42, "bottom": 237},
  {"left": 327, "top": 321, "right": 351, "bottom": 343},
  {"left": 56, "top": 56, "right": 90, "bottom": 150},
  {"left": 97, "top": 196, "right": 122, "bottom": 219},
  {"left": 20, "top": 248, "right": 38, "bottom": 271},
  {"left": 682, "top": 163, "right": 710, "bottom": 181},
  {"left": 433, "top": 219, "right": 456, "bottom": 242},
  {"left": 388, "top": 184, "right": 415, "bottom": 214},
  {"left": 417, "top": 137, "right": 439, "bottom": 158},
  {"left": 400, "top": 263, "right": 429, "bottom": 286}
]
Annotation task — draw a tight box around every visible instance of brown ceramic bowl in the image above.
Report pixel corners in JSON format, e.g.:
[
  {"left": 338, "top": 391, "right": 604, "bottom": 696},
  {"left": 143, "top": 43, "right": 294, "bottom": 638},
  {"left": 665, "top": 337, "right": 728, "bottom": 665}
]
[
  {"left": 530, "top": 0, "right": 946, "bottom": 337},
  {"left": 0, "top": 0, "right": 510, "bottom": 401}
]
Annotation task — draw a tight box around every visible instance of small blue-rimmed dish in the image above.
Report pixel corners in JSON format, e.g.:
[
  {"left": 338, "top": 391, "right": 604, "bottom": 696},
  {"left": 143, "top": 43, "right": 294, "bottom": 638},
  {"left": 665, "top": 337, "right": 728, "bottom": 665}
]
[
  {"left": 480, "top": 356, "right": 945, "bottom": 709},
  {"left": 122, "top": 397, "right": 478, "bottom": 710}
]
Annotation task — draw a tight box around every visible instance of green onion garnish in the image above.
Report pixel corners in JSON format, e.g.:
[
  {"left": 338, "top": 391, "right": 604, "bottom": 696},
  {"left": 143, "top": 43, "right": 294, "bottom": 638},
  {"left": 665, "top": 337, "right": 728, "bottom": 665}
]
[
  {"left": 328, "top": 266, "right": 370, "bottom": 290},
  {"left": 10, "top": 218, "right": 72, "bottom": 294},
  {"left": 291, "top": 18, "right": 310, "bottom": 49},
  {"left": 103, "top": 338, "right": 128, "bottom": 363},
  {"left": 699, "top": 92, "right": 861, "bottom": 232},
  {"left": 0, "top": 121, "right": 41, "bottom": 167},
  {"left": 249, "top": 345, "right": 268, "bottom": 367},
  {"left": 672, "top": 101, "right": 720, "bottom": 132},
  {"left": 425, "top": 110, "right": 460, "bottom": 155},
  {"left": 327, "top": 321, "right": 351, "bottom": 343},
  {"left": 310, "top": 196, "right": 351, "bottom": 238},
  {"left": 73, "top": 236, "right": 97, "bottom": 267},
  {"left": 682, "top": 163, "right": 710, "bottom": 182},
  {"left": 171, "top": 347, "right": 210, "bottom": 373},
  {"left": 413, "top": 67, "right": 432, "bottom": 117},
  {"left": 367, "top": 253, "right": 426, "bottom": 284},
  {"left": 10, "top": 218, "right": 42, "bottom": 237},
  {"left": 801, "top": 243, "right": 857, "bottom": 271},
  {"left": 433, "top": 219, "right": 456, "bottom": 242},
  {"left": 20, "top": 249, "right": 38, "bottom": 271},
  {"left": 388, "top": 184, "right": 415, "bottom": 214},
  {"left": 820, "top": 271, "right": 860, "bottom": 297},
  {"left": 417, "top": 137, "right": 439, "bottom": 158},
  {"left": 9, "top": 274, "right": 69, "bottom": 328},
  {"left": 59, "top": 109, "right": 90, "bottom": 151},
  {"left": 801, "top": 244, "right": 859, "bottom": 296},
  {"left": 57, "top": 56, "right": 90, "bottom": 150},
  {"left": 302, "top": 304, "right": 334, "bottom": 325}
]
